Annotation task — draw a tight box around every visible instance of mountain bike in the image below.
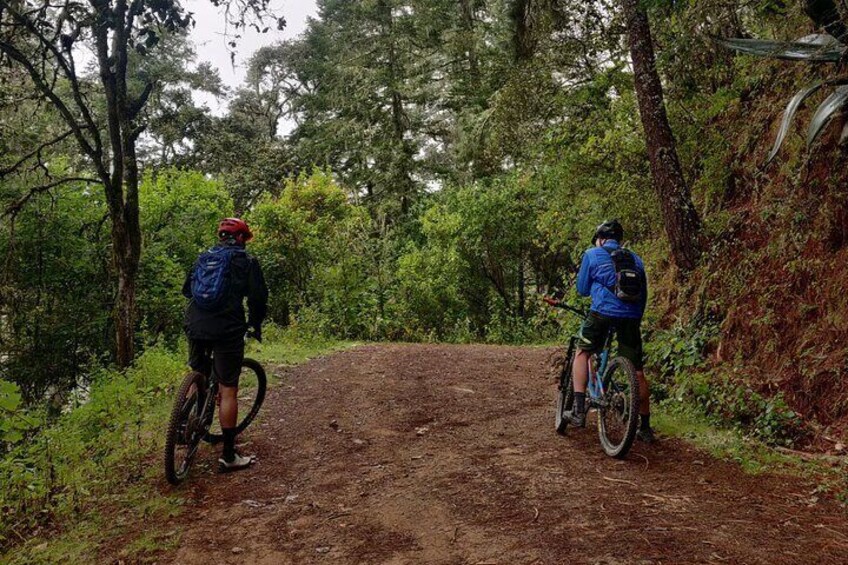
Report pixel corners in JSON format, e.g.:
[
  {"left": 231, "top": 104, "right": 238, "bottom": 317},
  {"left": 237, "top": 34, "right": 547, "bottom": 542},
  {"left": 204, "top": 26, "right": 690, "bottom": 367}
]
[
  {"left": 547, "top": 299, "right": 640, "bottom": 459},
  {"left": 164, "top": 340, "right": 266, "bottom": 485}
]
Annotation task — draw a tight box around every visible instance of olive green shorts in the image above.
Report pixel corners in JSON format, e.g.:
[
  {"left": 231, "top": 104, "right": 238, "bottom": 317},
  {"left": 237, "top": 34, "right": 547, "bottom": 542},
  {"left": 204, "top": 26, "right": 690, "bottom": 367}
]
[{"left": 576, "top": 312, "right": 644, "bottom": 370}]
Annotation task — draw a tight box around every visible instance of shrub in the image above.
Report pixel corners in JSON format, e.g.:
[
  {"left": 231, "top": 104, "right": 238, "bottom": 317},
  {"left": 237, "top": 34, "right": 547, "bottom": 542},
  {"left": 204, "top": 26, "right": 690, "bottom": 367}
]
[{"left": 0, "top": 346, "right": 185, "bottom": 549}]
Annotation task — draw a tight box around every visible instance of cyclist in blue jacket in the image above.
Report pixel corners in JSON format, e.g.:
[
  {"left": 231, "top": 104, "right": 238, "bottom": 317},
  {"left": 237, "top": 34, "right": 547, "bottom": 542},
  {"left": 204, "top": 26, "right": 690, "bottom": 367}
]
[{"left": 570, "top": 220, "right": 653, "bottom": 442}]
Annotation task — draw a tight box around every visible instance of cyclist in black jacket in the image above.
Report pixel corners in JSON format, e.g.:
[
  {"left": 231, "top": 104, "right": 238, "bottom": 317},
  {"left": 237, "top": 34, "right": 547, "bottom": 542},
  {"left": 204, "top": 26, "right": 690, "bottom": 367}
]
[{"left": 182, "top": 218, "right": 269, "bottom": 471}]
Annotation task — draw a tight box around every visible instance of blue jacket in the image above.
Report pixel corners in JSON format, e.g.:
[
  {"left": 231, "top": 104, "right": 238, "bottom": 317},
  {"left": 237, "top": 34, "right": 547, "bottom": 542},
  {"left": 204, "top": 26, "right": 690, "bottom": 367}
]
[{"left": 576, "top": 240, "right": 647, "bottom": 319}]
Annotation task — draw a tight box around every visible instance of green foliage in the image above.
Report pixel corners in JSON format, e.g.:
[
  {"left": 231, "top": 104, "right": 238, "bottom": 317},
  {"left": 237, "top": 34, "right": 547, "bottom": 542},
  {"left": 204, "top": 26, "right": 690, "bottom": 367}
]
[
  {"left": 0, "top": 381, "right": 40, "bottom": 444},
  {"left": 248, "top": 323, "right": 353, "bottom": 366},
  {"left": 0, "top": 184, "right": 113, "bottom": 401},
  {"left": 670, "top": 371, "right": 802, "bottom": 445},
  {"left": 394, "top": 205, "right": 468, "bottom": 340},
  {"left": 646, "top": 321, "right": 801, "bottom": 445},
  {"left": 393, "top": 173, "right": 574, "bottom": 343},
  {"left": 653, "top": 404, "right": 803, "bottom": 475},
  {"left": 250, "top": 170, "right": 376, "bottom": 337},
  {"left": 0, "top": 169, "right": 231, "bottom": 401},
  {"left": 0, "top": 346, "right": 184, "bottom": 551},
  {"left": 646, "top": 322, "right": 718, "bottom": 383}
]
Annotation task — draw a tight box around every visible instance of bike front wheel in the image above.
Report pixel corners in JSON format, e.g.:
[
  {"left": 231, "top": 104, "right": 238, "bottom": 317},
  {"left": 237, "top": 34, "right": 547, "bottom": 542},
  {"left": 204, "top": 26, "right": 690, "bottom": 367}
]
[
  {"left": 597, "top": 356, "right": 639, "bottom": 459},
  {"left": 555, "top": 350, "right": 575, "bottom": 435},
  {"left": 164, "top": 371, "right": 208, "bottom": 485},
  {"left": 205, "top": 358, "right": 267, "bottom": 443}
]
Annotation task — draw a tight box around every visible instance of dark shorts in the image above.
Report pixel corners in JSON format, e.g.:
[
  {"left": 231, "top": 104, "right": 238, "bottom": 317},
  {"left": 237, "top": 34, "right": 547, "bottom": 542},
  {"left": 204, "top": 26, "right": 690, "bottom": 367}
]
[
  {"left": 576, "top": 312, "right": 644, "bottom": 370},
  {"left": 188, "top": 336, "right": 245, "bottom": 388}
]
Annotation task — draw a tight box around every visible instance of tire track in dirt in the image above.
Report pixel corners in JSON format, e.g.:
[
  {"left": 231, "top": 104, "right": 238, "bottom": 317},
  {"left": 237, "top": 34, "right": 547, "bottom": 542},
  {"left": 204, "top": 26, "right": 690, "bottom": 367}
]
[{"left": 159, "top": 344, "right": 848, "bottom": 564}]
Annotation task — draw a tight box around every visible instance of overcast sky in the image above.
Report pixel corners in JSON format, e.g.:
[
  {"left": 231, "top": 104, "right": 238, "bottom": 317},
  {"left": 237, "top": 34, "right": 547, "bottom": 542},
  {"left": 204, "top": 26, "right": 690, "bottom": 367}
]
[{"left": 185, "top": 0, "right": 318, "bottom": 126}]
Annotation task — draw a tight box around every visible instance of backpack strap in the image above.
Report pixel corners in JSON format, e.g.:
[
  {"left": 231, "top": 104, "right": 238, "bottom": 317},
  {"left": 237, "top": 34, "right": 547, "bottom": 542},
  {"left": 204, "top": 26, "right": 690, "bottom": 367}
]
[{"left": 599, "top": 245, "right": 617, "bottom": 293}]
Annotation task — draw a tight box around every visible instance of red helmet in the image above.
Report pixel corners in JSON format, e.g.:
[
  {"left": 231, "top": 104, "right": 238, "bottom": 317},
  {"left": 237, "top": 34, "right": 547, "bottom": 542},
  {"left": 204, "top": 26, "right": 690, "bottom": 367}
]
[{"left": 218, "top": 218, "right": 253, "bottom": 244}]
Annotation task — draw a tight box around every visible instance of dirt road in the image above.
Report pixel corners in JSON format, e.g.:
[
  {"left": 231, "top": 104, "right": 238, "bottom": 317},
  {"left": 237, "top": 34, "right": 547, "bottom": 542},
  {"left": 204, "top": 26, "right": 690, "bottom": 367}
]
[{"left": 160, "top": 344, "right": 848, "bottom": 564}]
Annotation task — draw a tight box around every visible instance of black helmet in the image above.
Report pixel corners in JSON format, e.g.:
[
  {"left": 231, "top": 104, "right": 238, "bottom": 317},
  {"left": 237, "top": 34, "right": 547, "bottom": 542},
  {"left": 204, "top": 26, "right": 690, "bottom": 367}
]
[{"left": 592, "top": 220, "right": 623, "bottom": 244}]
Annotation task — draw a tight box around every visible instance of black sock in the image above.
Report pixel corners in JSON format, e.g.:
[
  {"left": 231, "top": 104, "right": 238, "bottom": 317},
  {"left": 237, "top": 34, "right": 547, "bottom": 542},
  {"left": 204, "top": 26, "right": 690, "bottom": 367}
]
[
  {"left": 640, "top": 414, "right": 651, "bottom": 431},
  {"left": 574, "top": 392, "right": 586, "bottom": 414},
  {"left": 223, "top": 427, "right": 237, "bottom": 462}
]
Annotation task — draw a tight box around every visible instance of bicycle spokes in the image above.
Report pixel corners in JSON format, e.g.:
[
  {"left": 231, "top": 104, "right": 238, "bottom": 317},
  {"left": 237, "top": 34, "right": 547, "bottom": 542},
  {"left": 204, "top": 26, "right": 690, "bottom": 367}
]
[
  {"left": 165, "top": 371, "right": 213, "bottom": 485},
  {"left": 597, "top": 358, "right": 639, "bottom": 458}
]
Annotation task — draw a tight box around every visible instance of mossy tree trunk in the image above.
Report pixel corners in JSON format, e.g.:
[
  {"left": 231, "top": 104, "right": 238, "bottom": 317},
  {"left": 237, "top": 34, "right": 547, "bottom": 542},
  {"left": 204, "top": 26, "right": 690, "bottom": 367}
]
[{"left": 623, "top": 0, "right": 702, "bottom": 272}]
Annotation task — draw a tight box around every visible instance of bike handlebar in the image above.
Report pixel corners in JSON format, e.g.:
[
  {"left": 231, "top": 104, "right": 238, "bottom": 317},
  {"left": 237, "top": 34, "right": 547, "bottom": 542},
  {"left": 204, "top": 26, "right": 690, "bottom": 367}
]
[
  {"left": 553, "top": 302, "right": 588, "bottom": 318},
  {"left": 542, "top": 296, "right": 587, "bottom": 318}
]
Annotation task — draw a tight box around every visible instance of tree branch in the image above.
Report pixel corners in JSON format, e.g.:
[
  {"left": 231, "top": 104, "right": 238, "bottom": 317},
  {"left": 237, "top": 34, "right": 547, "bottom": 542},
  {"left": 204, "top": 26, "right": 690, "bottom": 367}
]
[
  {"left": 0, "top": 129, "right": 74, "bottom": 177},
  {"left": 0, "top": 38, "right": 100, "bottom": 166},
  {"left": 4, "top": 177, "right": 101, "bottom": 217},
  {"left": 0, "top": 0, "right": 102, "bottom": 153},
  {"left": 128, "top": 80, "right": 154, "bottom": 120}
]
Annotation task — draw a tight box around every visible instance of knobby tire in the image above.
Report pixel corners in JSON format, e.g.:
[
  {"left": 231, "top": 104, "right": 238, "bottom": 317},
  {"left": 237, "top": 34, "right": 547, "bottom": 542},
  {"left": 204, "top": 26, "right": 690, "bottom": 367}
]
[
  {"left": 597, "top": 356, "right": 639, "bottom": 459},
  {"left": 555, "top": 349, "right": 575, "bottom": 435},
  {"left": 164, "top": 371, "right": 207, "bottom": 485}
]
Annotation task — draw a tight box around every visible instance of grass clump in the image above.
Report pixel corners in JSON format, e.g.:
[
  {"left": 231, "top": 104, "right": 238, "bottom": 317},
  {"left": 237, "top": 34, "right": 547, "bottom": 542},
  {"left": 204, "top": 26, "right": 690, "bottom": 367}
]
[
  {"left": 654, "top": 403, "right": 798, "bottom": 475},
  {"left": 250, "top": 324, "right": 355, "bottom": 366},
  {"left": 655, "top": 402, "right": 848, "bottom": 502}
]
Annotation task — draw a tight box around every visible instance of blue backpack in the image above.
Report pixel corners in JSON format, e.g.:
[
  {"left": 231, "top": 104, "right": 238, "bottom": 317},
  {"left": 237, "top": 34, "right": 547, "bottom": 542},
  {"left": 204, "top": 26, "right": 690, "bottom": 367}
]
[{"left": 190, "top": 245, "right": 245, "bottom": 310}]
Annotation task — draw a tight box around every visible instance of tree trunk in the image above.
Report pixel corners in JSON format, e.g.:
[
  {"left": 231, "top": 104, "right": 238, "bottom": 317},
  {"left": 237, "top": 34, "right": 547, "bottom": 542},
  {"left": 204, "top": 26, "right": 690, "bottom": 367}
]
[
  {"left": 111, "top": 187, "right": 141, "bottom": 367},
  {"left": 511, "top": 0, "right": 539, "bottom": 61},
  {"left": 623, "top": 0, "right": 702, "bottom": 272},
  {"left": 459, "top": 0, "right": 480, "bottom": 84},
  {"left": 93, "top": 3, "right": 143, "bottom": 367},
  {"left": 517, "top": 255, "right": 526, "bottom": 319},
  {"left": 391, "top": 89, "right": 412, "bottom": 215},
  {"left": 115, "top": 268, "right": 136, "bottom": 367},
  {"left": 380, "top": 0, "right": 414, "bottom": 215}
]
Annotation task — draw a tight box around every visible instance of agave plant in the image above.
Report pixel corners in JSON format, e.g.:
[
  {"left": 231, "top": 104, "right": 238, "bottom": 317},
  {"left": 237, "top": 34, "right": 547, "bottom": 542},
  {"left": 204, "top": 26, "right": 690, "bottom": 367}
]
[{"left": 718, "top": 33, "right": 848, "bottom": 163}]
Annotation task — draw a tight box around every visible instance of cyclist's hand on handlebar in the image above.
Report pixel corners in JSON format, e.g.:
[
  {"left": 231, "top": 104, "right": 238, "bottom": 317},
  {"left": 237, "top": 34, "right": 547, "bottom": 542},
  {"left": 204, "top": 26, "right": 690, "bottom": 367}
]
[
  {"left": 246, "top": 328, "right": 262, "bottom": 343},
  {"left": 543, "top": 296, "right": 561, "bottom": 307}
]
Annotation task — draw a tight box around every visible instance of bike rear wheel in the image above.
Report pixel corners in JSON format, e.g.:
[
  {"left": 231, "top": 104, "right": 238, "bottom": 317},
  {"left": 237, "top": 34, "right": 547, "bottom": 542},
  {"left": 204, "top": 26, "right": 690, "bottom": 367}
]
[
  {"left": 555, "top": 348, "right": 575, "bottom": 435},
  {"left": 597, "top": 356, "right": 639, "bottom": 458},
  {"left": 164, "top": 371, "right": 209, "bottom": 485},
  {"left": 205, "top": 358, "right": 267, "bottom": 443}
]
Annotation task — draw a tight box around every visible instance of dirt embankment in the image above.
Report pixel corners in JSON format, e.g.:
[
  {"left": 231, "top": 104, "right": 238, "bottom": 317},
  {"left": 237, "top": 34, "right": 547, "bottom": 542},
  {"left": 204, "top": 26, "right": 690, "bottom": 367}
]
[{"left": 143, "top": 344, "right": 848, "bottom": 564}]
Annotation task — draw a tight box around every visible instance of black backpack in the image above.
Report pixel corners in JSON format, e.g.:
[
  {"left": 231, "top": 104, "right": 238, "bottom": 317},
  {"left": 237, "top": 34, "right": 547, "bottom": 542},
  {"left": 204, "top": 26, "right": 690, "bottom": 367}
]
[{"left": 602, "top": 247, "right": 644, "bottom": 303}]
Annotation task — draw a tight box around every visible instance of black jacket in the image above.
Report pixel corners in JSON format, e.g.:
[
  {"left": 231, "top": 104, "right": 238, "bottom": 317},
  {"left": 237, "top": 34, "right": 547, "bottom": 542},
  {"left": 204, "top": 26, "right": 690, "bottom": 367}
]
[{"left": 182, "top": 244, "right": 269, "bottom": 341}]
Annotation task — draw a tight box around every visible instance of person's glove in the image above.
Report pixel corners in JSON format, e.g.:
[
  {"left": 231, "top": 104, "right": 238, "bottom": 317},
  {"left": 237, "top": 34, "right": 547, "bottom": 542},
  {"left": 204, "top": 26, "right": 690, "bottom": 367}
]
[
  {"left": 247, "top": 326, "right": 262, "bottom": 343},
  {"left": 543, "top": 296, "right": 560, "bottom": 307}
]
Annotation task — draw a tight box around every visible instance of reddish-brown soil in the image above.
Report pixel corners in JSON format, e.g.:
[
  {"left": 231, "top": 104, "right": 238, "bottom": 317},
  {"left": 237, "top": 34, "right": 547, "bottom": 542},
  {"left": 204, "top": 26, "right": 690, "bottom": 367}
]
[{"left": 157, "top": 344, "right": 848, "bottom": 564}]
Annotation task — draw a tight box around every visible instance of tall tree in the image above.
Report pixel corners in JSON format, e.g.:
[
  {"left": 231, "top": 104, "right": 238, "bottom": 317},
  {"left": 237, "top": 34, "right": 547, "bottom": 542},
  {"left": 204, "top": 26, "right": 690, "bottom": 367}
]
[
  {"left": 234, "top": 41, "right": 303, "bottom": 138},
  {"left": 290, "top": 0, "right": 448, "bottom": 215},
  {"left": 138, "top": 34, "right": 226, "bottom": 166},
  {"left": 0, "top": 0, "right": 279, "bottom": 366},
  {"left": 622, "top": 0, "right": 702, "bottom": 271}
]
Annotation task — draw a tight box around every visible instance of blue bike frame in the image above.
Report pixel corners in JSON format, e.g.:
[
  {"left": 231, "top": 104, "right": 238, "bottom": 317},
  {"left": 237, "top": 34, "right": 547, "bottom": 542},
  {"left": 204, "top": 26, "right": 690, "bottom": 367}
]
[
  {"left": 587, "top": 349, "right": 608, "bottom": 401},
  {"left": 555, "top": 301, "right": 616, "bottom": 406}
]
